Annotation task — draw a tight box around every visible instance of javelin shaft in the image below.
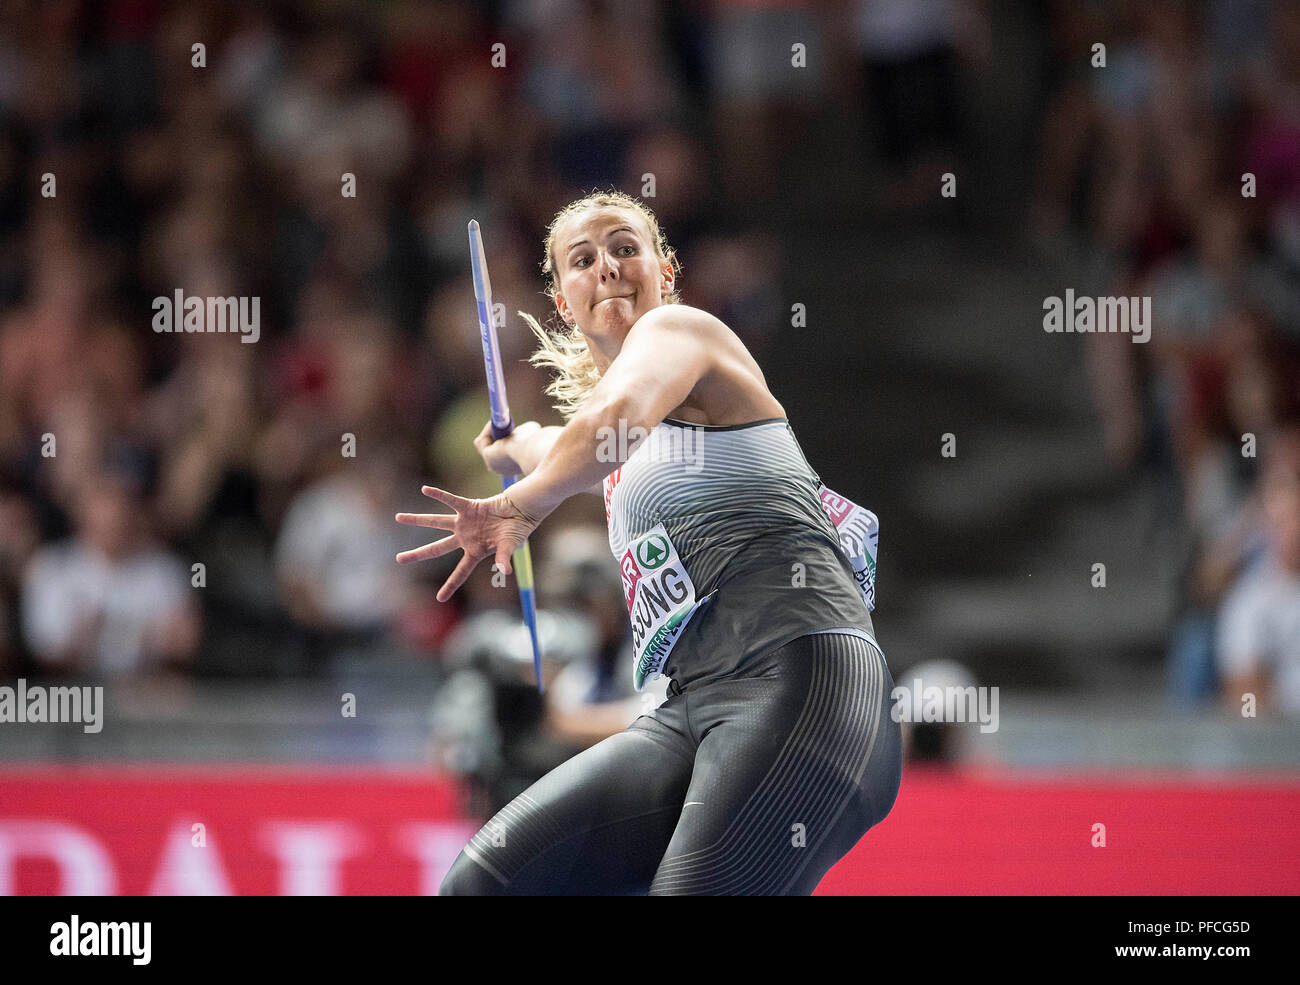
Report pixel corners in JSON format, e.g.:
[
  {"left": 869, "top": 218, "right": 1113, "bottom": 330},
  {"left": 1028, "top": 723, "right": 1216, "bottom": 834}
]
[
  {"left": 468, "top": 219, "right": 545, "bottom": 693},
  {"left": 469, "top": 221, "right": 513, "bottom": 440}
]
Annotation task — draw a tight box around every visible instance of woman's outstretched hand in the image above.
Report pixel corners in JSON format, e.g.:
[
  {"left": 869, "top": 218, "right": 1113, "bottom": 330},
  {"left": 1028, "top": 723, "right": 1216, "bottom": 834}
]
[{"left": 395, "top": 485, "right": 541, "bottom": 602}]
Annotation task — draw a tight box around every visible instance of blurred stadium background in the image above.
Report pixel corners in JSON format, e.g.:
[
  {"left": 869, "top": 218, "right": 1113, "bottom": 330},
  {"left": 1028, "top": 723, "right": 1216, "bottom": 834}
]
[{"left": 1, "top": 0, "right": 1298, "bottom": 894}]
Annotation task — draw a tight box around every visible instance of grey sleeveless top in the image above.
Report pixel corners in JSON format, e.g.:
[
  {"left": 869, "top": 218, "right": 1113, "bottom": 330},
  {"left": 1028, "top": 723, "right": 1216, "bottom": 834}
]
[{"left": 601, "top": 416, "right": 875, "bottom": 690}]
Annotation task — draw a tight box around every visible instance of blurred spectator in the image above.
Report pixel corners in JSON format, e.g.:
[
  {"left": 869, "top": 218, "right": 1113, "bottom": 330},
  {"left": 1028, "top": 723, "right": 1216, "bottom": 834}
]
[
  {"left": 509, "top": 0, "right": 684, "bottom": 189},
  {"left": 852, "top": 0, "right": 987, "bottom": 213},
  {"left": 675, "top": 231, "right": 783, "bottom": 358},
  {"left": 1142, "top": 197, "right": 1290, "bottom": 535},
  {"left": 0, "top": 482, "right": 40, "bottom": 677},
  {"left": 21, "top": 468, "right": 199, "bottom": 677},
  {"left": 1216, "top": 426, "right": 1300, "bottom": 715},
  {"left": 274, "top": 441, "right": 419, "bottom": 668},
  {"left": 707, "top": 0, "right": 830, "bottom": 205}
]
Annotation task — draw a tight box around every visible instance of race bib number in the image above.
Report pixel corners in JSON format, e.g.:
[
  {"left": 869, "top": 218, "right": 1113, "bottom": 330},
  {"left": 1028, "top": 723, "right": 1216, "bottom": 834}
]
[
  {"left": 818, "top": 485, "right": 879, "bottom": 612},
  {"left": 619, "top": 522, "right": 711, "bottom": 691}
]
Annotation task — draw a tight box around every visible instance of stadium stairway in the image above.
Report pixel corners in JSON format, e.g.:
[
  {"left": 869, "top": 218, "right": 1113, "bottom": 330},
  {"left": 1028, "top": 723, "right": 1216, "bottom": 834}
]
[{"left": 742, "top": 92, "right": 1181, "bottom": 696}]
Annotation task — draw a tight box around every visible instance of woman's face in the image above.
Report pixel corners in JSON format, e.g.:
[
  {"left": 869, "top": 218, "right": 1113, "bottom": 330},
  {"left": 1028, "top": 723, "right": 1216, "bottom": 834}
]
[{"left": 552, "top": 206, "right": 673, "bottom": 343}]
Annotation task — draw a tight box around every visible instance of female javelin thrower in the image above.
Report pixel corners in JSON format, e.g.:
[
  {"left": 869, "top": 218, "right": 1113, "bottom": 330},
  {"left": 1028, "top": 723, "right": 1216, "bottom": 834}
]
[{"left": 396, "top": 191, "right": 902, "bottom": 895}]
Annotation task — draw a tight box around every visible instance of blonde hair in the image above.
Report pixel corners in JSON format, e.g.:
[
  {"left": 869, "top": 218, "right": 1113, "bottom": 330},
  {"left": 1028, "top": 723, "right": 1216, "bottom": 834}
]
[{"left": 519, "top": 190, "right": 682, "bottom": 422}]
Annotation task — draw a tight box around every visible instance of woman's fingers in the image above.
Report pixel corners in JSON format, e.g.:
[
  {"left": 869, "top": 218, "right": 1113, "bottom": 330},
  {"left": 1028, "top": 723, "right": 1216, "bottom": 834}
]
[
  {"left": 395, "top": 534, "right": 458, "bottom": 565},
  {"left": 394, "top": 512, "right": 455, "bottom": 530},
  {"left": 437, "top": 552, "right": 481, "bottom": 602},
  {"left": 394, "top": 486, "right": 533, "bottom": 599},
  {"left": 420, "top": 485, "right": 470, "bottom": 508}
]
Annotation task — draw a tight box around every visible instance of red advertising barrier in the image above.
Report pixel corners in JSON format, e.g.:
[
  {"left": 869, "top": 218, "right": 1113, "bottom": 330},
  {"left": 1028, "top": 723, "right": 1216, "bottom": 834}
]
[
  {"left": 2, "top": 765, "right": 1297, "bottom": 895},
  {"left": 817, "top": 766, "right": 1300, "bottom": 895},
  {"left": 0, "top": 767, "right": 477, "bottom": 896}
]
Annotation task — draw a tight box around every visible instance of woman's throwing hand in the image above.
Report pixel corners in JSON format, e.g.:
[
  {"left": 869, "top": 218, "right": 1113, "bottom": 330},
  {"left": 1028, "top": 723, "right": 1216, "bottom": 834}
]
[{"left": 475, "top": 419, "right": 541, "bottom": 476}]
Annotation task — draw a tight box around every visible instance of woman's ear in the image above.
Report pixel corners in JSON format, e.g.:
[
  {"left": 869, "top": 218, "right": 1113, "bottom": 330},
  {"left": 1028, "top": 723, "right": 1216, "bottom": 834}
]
[{"left": 556, "top": 294, "right": 574, "bottom": 326}]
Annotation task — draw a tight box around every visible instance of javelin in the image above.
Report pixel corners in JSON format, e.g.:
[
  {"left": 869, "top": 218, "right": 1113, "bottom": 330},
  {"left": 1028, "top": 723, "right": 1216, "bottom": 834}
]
[{"left": 468, "top": 219, "right": 544, "bottom": 693}]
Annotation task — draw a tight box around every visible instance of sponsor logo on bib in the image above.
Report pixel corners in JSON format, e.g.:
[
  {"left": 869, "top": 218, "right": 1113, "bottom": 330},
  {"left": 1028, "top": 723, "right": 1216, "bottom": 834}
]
[{"left": 619, "top": 522, "right": 710, "bottom": 690}]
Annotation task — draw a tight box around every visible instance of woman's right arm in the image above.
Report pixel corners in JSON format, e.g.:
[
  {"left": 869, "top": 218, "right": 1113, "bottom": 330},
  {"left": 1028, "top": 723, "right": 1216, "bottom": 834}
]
[
  {"left": 527, "top": 427, "right": 604, "bottom": 497},
  {"left": 514, "top": 425, "right": 561, "bottom": 475}
]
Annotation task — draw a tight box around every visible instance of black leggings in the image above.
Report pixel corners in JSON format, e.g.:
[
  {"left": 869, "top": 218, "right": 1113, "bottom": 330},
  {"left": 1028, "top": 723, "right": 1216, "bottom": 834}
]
[{"left": 439, "top": 630, "right": 902, "bottom": 895}]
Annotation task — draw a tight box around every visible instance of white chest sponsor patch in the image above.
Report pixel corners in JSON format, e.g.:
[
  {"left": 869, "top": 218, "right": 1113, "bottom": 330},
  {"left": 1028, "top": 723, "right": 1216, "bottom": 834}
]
[{"left": 619, "top": 522, "right": 711, "bottom": 691}]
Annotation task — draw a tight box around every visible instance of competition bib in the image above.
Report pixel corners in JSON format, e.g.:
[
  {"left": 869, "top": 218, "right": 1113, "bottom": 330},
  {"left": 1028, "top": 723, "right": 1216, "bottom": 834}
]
[
  {"left": 818, "top": 485, "right": 879, "bottom": 612},
  {"left": 619, "top": 522, "right": 712, "bottom": 691}
]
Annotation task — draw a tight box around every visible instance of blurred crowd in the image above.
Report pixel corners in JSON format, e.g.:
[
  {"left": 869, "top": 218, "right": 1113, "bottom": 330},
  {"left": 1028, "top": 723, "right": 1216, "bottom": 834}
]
[
  {"left": 1033, "top": 1, "right": 1300, "bottom": 714},
  {"left": 0, "top": 0, "right": 804, "bottom": 694},
  {"left": 0, "top": 0, "right": 1295, "bottom": 803},
  {"left": 0, "top": 0, "right": 893, "bottom": 799}
]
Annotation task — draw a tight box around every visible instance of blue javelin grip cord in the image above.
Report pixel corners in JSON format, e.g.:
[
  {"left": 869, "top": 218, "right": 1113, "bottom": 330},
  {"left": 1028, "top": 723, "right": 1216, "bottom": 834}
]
[{"left": 469, "top": 220, "right": 545, "bottom": 693}]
